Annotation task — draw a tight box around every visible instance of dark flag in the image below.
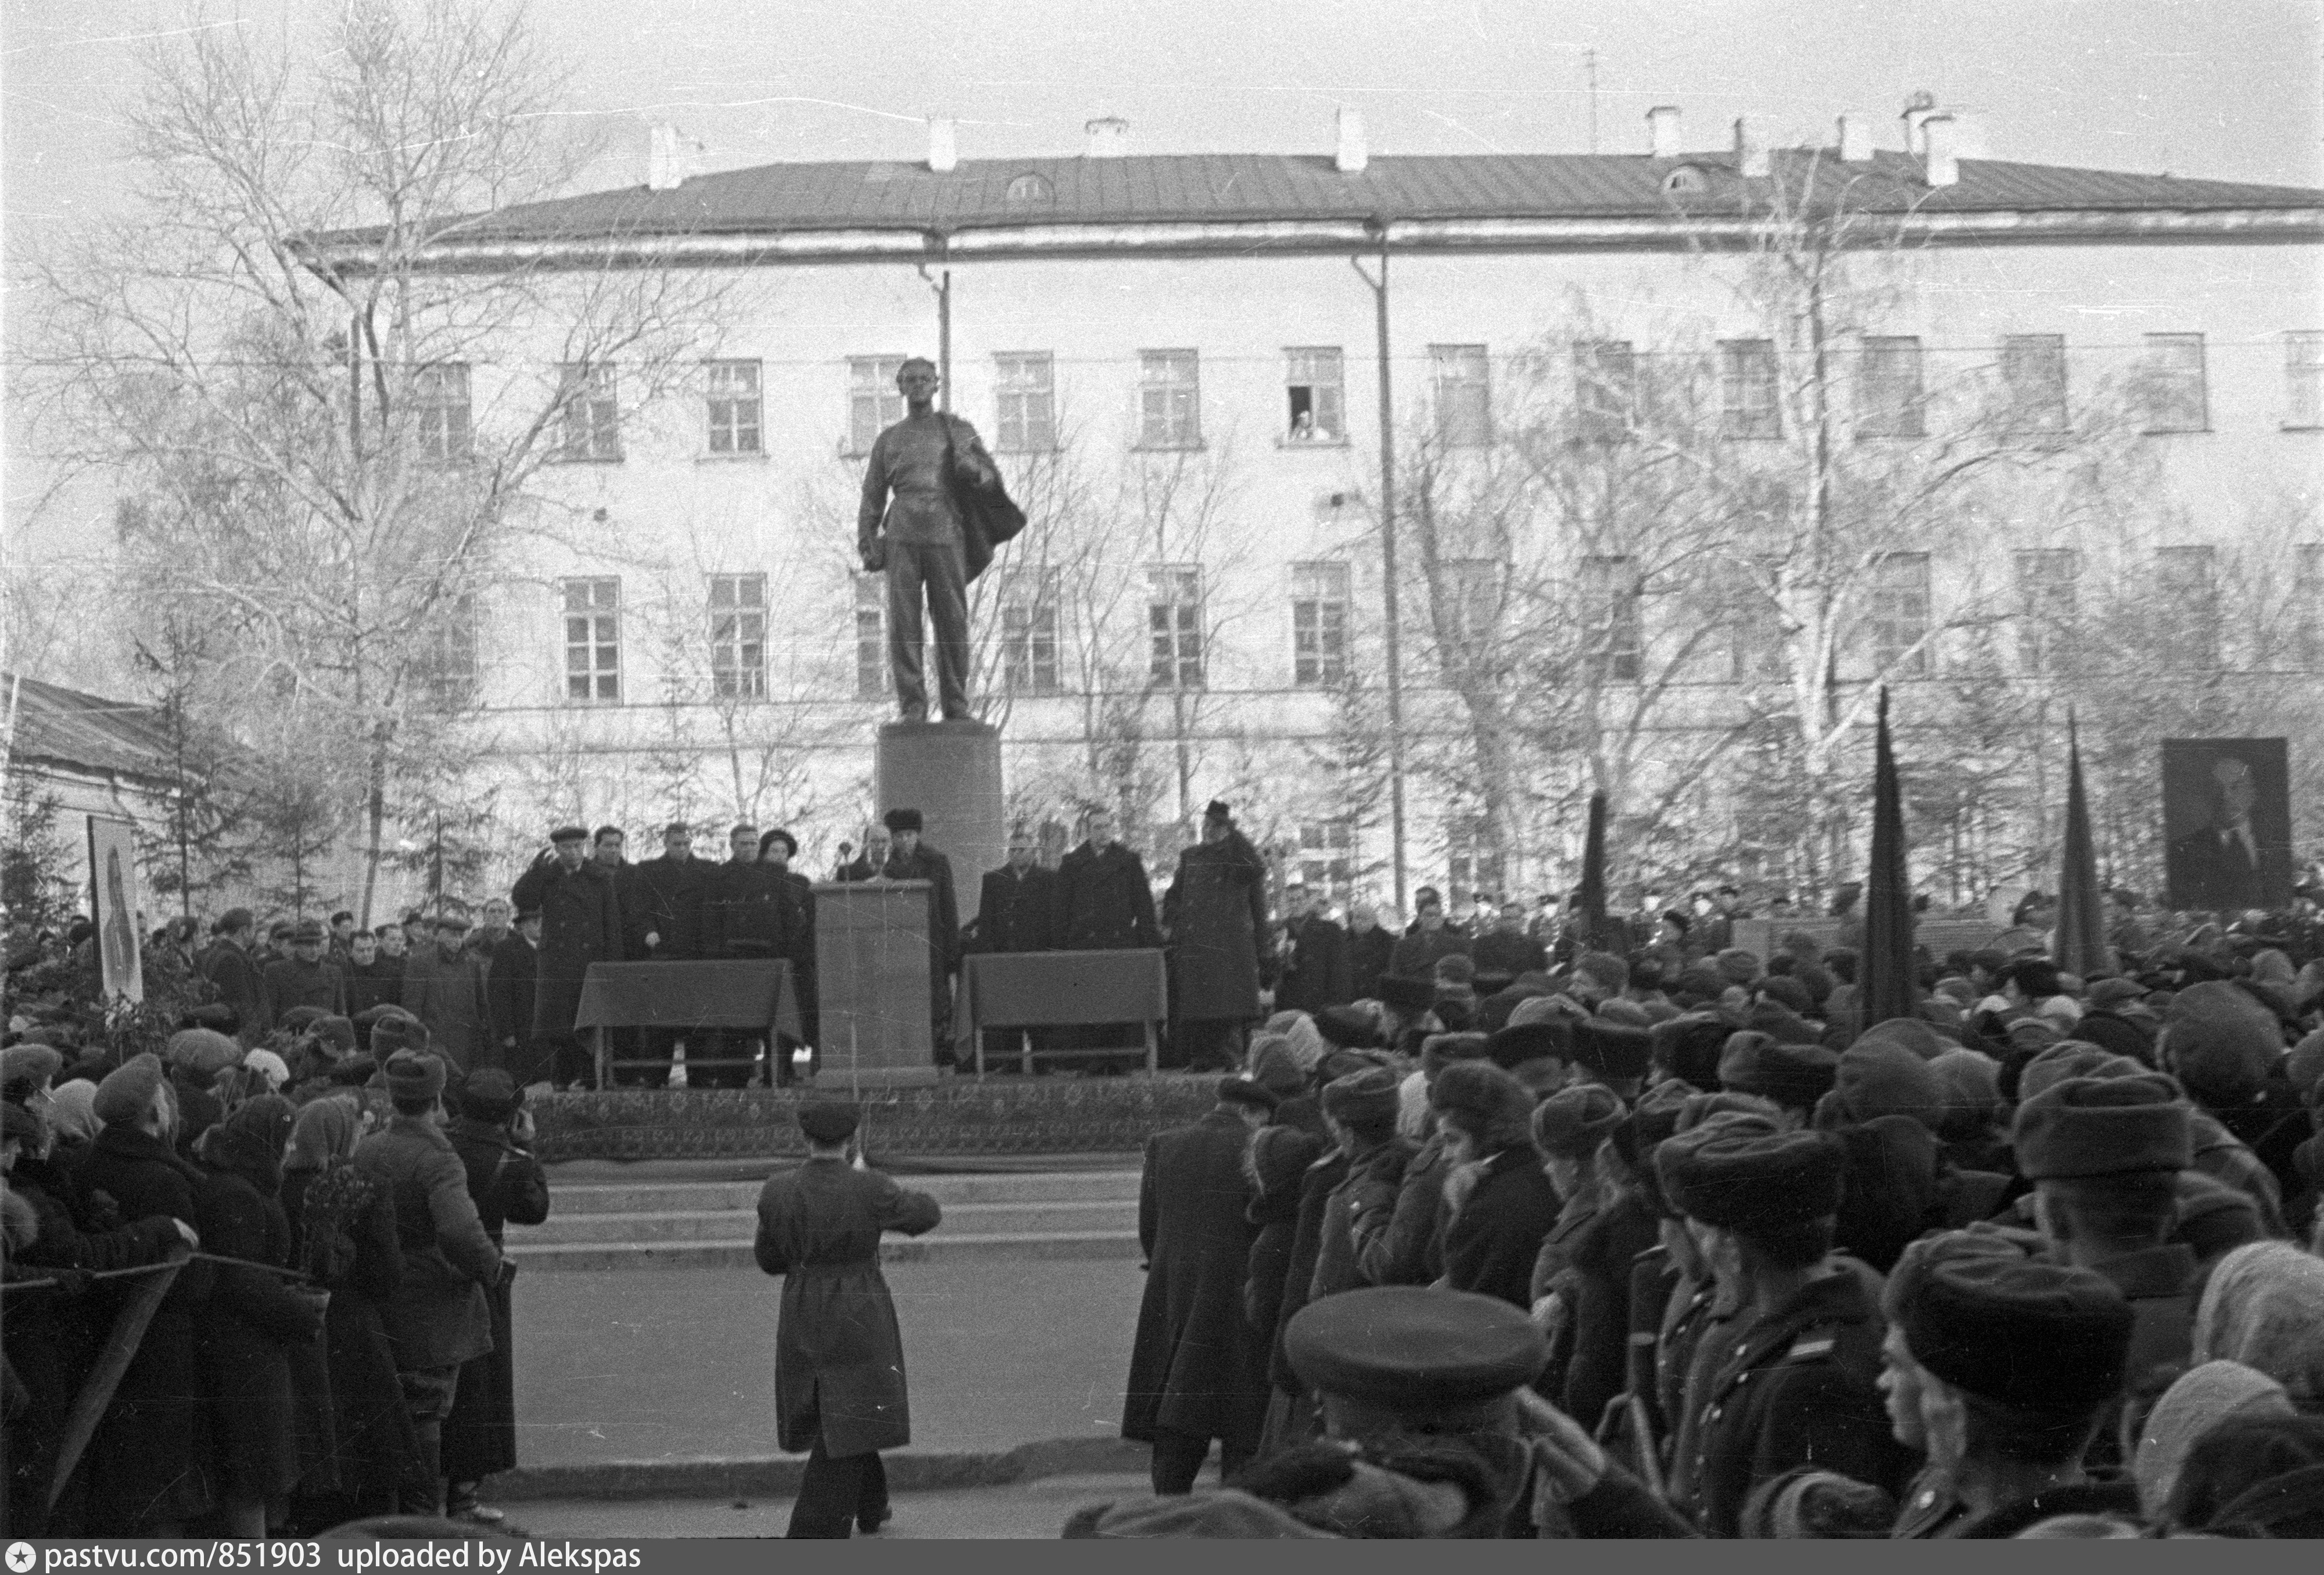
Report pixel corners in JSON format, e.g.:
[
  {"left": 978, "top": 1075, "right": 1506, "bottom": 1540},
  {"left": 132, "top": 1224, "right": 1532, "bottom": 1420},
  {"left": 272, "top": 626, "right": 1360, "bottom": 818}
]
[
  {"left": 2053, "top": 713, "right": 2110, "bottom": 977},
  {"left": 1577, "top": 791, "right": 1610, "bottom": 948},
  {"left": 1862, "top": 688, "right": 1916, "bottom": 1024}
]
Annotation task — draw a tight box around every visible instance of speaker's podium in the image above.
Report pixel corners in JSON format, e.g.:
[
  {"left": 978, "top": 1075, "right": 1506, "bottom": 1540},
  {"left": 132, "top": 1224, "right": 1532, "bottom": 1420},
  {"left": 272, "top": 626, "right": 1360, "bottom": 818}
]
[{"left": 813, "top": 878, "right": 942, "bottom": 1088}]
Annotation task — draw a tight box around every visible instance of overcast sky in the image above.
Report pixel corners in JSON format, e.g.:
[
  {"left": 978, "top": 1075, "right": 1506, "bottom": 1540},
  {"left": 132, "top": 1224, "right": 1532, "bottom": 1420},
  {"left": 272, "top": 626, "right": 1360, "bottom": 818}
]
[{"left": 4, "top": 0, "right": 2319, "bottom": 252}]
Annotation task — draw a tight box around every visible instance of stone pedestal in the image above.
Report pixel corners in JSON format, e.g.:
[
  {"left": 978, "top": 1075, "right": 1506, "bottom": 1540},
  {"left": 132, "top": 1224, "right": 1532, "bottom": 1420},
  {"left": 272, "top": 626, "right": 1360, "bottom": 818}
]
[{"left": 876, "top": 719, "right": 1006, "bottom": 926}]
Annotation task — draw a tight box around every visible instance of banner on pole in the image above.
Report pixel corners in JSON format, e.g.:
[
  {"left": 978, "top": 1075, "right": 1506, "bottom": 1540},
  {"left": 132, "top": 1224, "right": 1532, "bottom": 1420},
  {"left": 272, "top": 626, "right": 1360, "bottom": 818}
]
[{"left": 88, "top": 814, "right": 145, "bottom": 1004}]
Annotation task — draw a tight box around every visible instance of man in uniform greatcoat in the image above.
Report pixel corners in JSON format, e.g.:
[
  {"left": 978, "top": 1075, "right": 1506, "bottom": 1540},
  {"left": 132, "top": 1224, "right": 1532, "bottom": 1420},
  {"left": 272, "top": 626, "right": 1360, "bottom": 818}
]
[
  {"left": 510, "top": 826, "right": 622, "bottom": 1090},
  {"left": 1122, "top": 1078, "right": 1272, "bottom": 1494},
  {"left": 969, "top": 826, "right": 1063, "bottom": 1072},
  {"left": 1057, "top": 808, "right": 1163, "bottom": 1058},
  {"left": 401, "top": 912, "right": 492, "bottom": 1072},
  {"left": 1274, "top": 883, "right": 1353, "bottom": 1014},
  {"left": 1162, "top": 801, "right": 1271, "bottom": 1072},
  {"left": 755, "top": 1101, "right": 942, "bottom": 1538}
]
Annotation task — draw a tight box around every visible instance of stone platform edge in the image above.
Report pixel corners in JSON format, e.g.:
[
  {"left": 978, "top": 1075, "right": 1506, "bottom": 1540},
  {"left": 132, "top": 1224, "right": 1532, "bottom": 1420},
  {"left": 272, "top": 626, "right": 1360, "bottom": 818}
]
[
  {"left": 534, "top": 1075, "right": 1224, "bottom": 1163},
  {"left": 483, "top": 1435, "right": 1146, "bottom": 1502}
]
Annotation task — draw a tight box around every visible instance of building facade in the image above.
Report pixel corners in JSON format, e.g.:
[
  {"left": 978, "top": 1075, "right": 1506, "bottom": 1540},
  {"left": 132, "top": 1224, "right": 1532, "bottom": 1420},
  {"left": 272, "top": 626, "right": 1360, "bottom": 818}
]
[{"left": 313, "top": 105, "right": 2324, "bottom": 914}]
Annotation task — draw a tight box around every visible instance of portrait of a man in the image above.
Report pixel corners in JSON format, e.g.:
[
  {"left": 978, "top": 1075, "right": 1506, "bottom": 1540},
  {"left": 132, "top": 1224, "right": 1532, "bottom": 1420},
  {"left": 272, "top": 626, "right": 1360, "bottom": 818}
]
[{"left": 2162, "top": 738, "right": 2292, "bottom": 913}]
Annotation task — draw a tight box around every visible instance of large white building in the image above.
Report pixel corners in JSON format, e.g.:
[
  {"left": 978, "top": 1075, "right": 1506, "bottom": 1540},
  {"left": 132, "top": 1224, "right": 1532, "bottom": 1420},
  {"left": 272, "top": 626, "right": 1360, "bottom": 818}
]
[{"left": 312, "top": 104, "right": 2324, "bottom": 914}]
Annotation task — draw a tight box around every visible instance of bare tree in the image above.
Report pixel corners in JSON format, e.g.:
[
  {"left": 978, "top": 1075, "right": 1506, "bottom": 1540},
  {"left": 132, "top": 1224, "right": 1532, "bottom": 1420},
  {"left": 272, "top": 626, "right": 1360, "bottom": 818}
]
[{"left": 27, "top": 1, "right": 722, "bottom": 924}]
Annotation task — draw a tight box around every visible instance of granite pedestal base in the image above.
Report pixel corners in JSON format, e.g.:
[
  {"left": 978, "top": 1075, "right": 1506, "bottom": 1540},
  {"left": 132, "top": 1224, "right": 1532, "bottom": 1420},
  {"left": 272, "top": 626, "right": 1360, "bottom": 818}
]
[{"left": 876, "top": 718, "right": 1006, "bottom": 927}]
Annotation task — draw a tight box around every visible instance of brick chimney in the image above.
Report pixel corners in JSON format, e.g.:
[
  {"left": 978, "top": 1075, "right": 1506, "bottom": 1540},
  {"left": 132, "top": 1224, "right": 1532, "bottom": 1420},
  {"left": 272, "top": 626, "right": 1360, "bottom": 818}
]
[
  {"left": 1647, "top": 105, "right": 1681, "bottom": 158},
  {"left": 927, "top": 117, "right": 958, "bottom": 174},
  {"left": 1921, "top": 114, "right": 1959, "bottom": 186},
  {"left": 1733, "top": 116, "right": 1771, "bottom": 178},
  {"left": 1838, "top": 112, "right": 1874, "bottom": 163},
  {"left": 1085, "top": 116, "right": 1129, "bottom": 159},
  {"left": 1900, "top": 91, "right": 1937, "bottom": 157},
  {"left": 1335, "top": 106, "right": 1368, "bottom": 174}
]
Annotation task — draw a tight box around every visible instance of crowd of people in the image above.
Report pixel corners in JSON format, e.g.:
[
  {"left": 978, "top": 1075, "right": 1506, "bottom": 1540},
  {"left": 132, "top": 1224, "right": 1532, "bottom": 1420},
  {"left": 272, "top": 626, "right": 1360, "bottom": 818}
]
[
  {"left": 1095, "top": 906, "right": 2324, "bottom": 1538},
  {"left": 1, "top": 1009, "right": 544, "bottom": 1535}
]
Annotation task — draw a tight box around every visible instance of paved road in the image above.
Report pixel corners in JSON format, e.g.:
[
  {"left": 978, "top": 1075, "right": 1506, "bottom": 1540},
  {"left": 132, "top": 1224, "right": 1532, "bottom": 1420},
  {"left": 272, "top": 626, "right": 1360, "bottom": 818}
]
[
  {"left": 512, "top": 1254, "right": 1147, "bottom": 1466},
  {"left": 501, "top": 1473, "right": 1157, "bottom": 1539}
]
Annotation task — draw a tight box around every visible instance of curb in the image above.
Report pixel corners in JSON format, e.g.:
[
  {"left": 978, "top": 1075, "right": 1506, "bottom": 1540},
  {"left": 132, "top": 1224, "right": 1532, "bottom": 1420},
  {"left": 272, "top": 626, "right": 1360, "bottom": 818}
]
[{"left": 482, "top": 1435, "right": 1147, "bottom": 1503}]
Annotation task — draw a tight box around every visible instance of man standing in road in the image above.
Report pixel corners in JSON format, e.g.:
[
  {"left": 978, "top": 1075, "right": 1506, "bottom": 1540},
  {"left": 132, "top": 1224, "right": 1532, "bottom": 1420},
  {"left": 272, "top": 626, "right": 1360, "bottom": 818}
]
[{"left": 755, "top": 1101, "right": 942, "bottom": 1538}]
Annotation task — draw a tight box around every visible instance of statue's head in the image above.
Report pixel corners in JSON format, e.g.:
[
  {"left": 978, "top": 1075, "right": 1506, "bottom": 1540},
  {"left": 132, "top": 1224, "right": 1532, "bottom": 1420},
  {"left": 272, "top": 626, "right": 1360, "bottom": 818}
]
[{"left": 897, "top": 358, "right": 939, "bottom": 403}]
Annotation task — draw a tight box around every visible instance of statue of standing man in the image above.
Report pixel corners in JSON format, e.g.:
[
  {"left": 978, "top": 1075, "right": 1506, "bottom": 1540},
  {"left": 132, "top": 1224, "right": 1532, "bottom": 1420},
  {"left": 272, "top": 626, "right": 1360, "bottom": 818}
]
[{"left": 857, "top": 357, "right": 1005, "bottom": 723}]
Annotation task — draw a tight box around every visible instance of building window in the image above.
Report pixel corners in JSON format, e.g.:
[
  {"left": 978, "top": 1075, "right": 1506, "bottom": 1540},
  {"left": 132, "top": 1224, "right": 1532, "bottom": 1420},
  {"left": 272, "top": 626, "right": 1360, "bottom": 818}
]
[
  {"left": 853, "top": 574, "right": 886, "bottom": 700},
  {"left": 1000, "top": 568, "right": 1061, "bottom": 694},
  {"left": 1720, "top": 339, "right": 1781, "bottom": 440},
  {"left": 1580, "top": 555, "right": 1643, "bottom": 681},
  {"left": 1576, "top": 340, "right": 1636, "bottom": 441},
  {"left": 705, "top": 360, "right": 762, "bottom": 454},
  {"left": 414, "top": 363, "right": 473, "bottom": 465},
  {"left": 994, "top": 353, "right": 1056, "bottom": 453},
  {"left": 1285, "top": 348, "right": 1344, "bottom": 442},
  {"left": 1297, "top": 818, "right": 1354, "bottom": 899},
  {"left": 1290, "top": 561, "right": 1350, "bottom": 686},
  {"left": 708, "top": 573, "right": 767, "bottom": 698},
  {"left": 1138, "top": 350, "right": 1202, "bottom": 449},
  {"left": 1856, "top": 336, "right": 1926, "bottom": 439},
  {"left": 1870, "top": 552, "right": 1931, "bottom": 676},
  {"left": 1999, "top": 335, "right": 2068, "bottom": 432},
  {"left": 2295, "top": 544, "right": 2323, "bottom": 671},
  {"left": 561, "top": 577, "right": 622, "bottom": 703},
  {"left": 1436, "top": 558, "right": 1504, "bottom": 647},
  {"left": 555, "top": 364, "right": 621, "bottom": 461},
  {"left": 1148, "top": 564, "right": 1204, "bottom": 688},
  {"left": 1430, "top": 345, "right": 1492, "bottom": 447},
  {"left": 848, "top": 356, "right": 908, "bottom": 455},
  {"left": 1446, "top": 816, "right": 1504, "bottom": 910},
  {"left": 2140, "top": 333, "right": 2208, "bottom": 433},
  {"left": 2156, "top": 546, "right": 2219, "bottom": 670},
  {"left": 419, "top": 593, "right": 478, "bottom": 709},
  {"left": 2285, "top": 333, "right": 2324, "bottom": 430},
  {"left": 2013, "top": 548, "right": 2081, "bottom": 675}
]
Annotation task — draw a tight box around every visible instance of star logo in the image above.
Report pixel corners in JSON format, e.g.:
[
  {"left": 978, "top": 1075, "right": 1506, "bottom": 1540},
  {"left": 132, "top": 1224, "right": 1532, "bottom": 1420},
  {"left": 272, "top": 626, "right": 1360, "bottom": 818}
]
[{"left": 6, "top": 1542, "right": 37, "bottom": 1573}]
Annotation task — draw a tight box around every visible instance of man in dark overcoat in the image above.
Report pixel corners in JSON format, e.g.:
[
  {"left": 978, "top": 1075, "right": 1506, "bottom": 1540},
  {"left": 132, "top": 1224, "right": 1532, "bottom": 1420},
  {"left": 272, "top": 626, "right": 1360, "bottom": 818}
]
[
  {"left": 699, "top": 823, "right": 791, "bottom": 1089},
  {"left": 969, "top": 826, "right": 1063, "bottom": 1072},
  {"left": 1121, "top": 1079, "right": 1271, "bottom": 1494},
  {"left": 755, "top": 1102, "right": 942, "bottom": 1538},
  {"left": 1274, "top": 882, "right": 1352, "bottom": 1013},
  {"left": 509, "top": 826, "right": 622, "bottom": 1090},
  {"left": 261, "top": 916, "right": 349, "bottom": 1033},
  {"left": 440, "top": 1068, "right": 549, "bottom": 1524},
  {"left": 485, "top": 909, "right": 540, "bottom": 1084},
  {"left": 1056, "top": 808, "right": 1163, "bottom": 1058},
  {"left": 1163, "top": 801, "right": 1271, "bottom": 1072},
  {"left": 200, "top": 907, "right": 266, "bottom": 1042},
  {"left": 758, "top": 829, "right": 820, "bottom": 1084},
  {"left": 878, "top": 808, "right": 961, "bottom": 1068},
  {"left": 629, "top": 822, "right": 709, "bottom": 1085}
]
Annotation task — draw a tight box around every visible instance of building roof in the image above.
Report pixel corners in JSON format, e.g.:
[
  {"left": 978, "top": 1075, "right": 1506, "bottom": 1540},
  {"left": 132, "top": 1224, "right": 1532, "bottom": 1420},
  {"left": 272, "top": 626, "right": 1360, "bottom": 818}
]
[
  {"left": 324, "top": 146, "right": 2324, "bottom": 252},
  {"left": 4, "top": 673, "right": 180, "bottom": 788}
]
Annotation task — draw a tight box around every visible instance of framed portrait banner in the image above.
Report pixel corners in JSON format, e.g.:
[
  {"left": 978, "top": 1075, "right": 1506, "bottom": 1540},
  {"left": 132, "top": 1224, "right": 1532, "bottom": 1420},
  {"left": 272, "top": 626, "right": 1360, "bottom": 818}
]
[
  {"left": 2161, "top": 738, "right": 2292, "bottom": 914},
  {"left": 87, "top": 815, "right": 145, "bottom": 1004}
]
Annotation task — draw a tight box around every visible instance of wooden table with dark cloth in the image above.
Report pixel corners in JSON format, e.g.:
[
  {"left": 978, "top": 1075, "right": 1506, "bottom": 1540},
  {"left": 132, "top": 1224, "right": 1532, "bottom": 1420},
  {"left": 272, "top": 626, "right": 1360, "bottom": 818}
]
[
  {"left": 956, "top": 949, "right": 1167, "bottom": 1072},
  {"left": 573, "top": 961, "right": 802, "bottom": 1085}
]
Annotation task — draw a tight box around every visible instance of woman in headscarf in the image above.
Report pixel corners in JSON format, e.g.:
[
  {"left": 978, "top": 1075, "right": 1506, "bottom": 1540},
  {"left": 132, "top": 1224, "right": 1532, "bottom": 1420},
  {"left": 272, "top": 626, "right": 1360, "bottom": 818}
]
[
  {"left": 280, "top": 1095, "right": 413, "bottom": 1532},
  {"left": 42, "top": 1078, "right": 101, "bottom": 1158},
  {"left": 193, "top": 1095, "right": 324, "bottom": 1535}
]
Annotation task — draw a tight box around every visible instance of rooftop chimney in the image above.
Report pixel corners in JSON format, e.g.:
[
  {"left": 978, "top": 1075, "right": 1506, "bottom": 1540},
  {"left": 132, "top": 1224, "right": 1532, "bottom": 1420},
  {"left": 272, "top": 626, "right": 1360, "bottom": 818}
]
[
  {"left": 1335, "top": 106, "right": 1368, "bottom": 174},
  {"left": 1838, "top": 112, "right": 1874, "bottom": 163},
  {"left": 1921, "top": 113, "right": 1959, "bottom": 186},
  {"left": 927, "top": 117, "right": 958, "bottom": 174},
  {"left": 1085, "top": 116, "right": 1129, "bottom": 159},
  {"left": 1647, "top": 106, "right": 1681, "bottom": 159},
  {"left": 645, "top": 121, "right": 684, "bottom": 191},
  {"left": 1900, "top": 91, "right": 1937, "bottom": 157},
  {"left": 1733, "top": 116, "right": 1771, "bottom": 178}
]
